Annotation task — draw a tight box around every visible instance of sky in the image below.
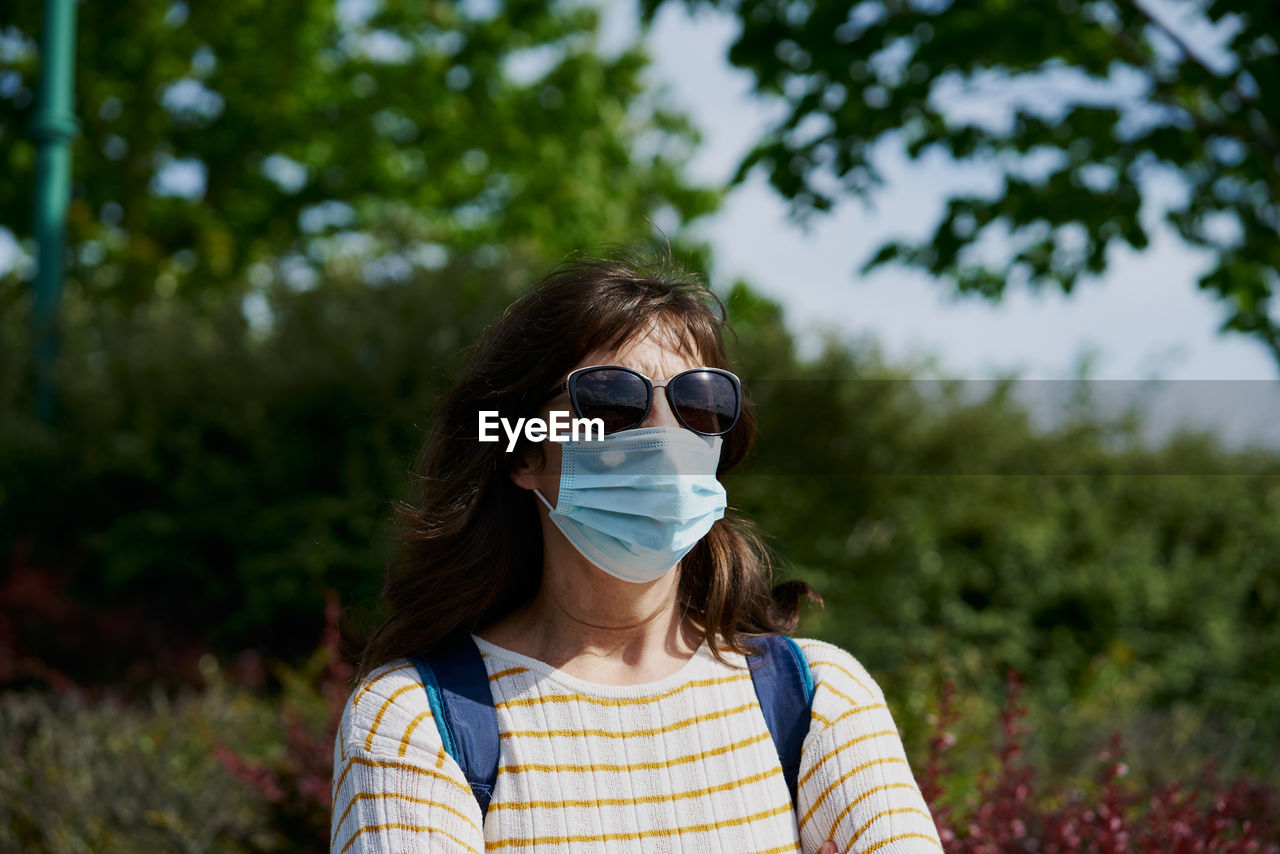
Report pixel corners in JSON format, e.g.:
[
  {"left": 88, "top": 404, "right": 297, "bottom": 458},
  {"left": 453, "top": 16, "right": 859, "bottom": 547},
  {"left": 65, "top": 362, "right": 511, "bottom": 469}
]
[{"left": 601, "top": 0, "right": 1280, "bottom": 451}]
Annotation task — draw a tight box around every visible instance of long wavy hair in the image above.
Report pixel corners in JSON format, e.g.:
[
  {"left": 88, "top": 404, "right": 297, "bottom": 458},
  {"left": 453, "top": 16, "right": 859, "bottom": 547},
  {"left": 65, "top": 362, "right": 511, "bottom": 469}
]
[{"left": 341, "top": 250, "right": 817, "bottom": 689}]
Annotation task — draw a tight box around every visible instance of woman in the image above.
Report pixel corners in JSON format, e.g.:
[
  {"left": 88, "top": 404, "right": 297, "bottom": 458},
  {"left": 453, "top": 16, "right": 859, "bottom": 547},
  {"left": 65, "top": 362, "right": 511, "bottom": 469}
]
[{"left": 331, "top": 252, "right": 942, "bottom": 853}]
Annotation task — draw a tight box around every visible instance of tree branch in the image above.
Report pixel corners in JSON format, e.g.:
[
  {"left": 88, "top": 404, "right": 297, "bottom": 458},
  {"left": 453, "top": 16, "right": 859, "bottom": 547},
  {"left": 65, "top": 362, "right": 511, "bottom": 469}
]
[
  {"left": 1105, "top": 6, "right": 1280, "bottom": 158},
  {"left": 1124, "top": 0, "right": 1279, "bottom": 153},
  {"left": 1128, "top": 0, "right": 1227, "bottom": 79}
]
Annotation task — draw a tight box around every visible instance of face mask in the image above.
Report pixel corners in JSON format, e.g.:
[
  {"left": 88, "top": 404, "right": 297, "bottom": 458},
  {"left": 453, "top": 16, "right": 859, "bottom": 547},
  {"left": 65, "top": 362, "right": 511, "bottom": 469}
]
[{"left": 532, "top": 426, "right": 727, "bottom": 583}]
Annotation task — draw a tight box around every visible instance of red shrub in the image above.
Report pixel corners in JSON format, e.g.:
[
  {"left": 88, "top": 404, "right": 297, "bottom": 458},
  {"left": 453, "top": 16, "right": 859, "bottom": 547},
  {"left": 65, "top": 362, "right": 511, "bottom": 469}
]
[
  {"left": 1, "top": 539, "right": 210, "bottom": 700},
  {"left": 208, "top": 589, "right": 353, "bottom": 852},
  {"left": 923, "top": 671, "right": 1280, "bottom": 854}
]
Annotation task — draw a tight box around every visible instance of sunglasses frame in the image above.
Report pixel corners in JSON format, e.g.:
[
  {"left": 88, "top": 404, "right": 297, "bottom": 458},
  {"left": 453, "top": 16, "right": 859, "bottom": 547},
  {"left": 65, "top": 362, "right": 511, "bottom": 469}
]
[{"left": 543, "top": 365, "right": 742, "bottom": 437}]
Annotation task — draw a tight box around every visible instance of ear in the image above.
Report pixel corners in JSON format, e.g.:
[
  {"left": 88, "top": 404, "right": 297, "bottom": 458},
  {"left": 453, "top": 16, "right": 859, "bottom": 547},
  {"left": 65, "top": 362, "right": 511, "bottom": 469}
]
[{"left": 507, "top": 444, "right": 543, "bottom": 492}]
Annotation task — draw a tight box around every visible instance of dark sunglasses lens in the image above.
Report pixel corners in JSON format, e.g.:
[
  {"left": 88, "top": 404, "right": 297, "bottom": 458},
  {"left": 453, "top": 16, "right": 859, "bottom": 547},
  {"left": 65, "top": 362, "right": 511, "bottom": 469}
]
[
  {"left": 670, "top": 371, "right": 738, "bottom": 435},
  {"left": 573, "top": 369, "right": 648, "bottom": 433}
]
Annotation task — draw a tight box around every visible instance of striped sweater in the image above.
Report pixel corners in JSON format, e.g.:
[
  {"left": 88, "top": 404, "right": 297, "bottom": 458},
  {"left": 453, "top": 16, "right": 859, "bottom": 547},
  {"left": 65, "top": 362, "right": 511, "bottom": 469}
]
[{"left": 331, "top": 635, "right": 942, "bottom": 853}]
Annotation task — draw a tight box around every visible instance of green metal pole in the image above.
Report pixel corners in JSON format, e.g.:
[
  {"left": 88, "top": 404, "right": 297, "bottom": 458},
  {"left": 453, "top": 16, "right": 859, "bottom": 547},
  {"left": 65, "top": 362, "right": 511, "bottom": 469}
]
[{"left": 30, "top": 0, "right": 79, "bottom": 423}]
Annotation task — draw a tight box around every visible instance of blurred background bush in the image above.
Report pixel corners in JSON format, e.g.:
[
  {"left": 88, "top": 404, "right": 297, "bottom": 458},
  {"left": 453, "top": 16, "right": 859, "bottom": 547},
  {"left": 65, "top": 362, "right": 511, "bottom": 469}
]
[{"left": 2, "top": 0, "right": 1277, "bottom": 850}]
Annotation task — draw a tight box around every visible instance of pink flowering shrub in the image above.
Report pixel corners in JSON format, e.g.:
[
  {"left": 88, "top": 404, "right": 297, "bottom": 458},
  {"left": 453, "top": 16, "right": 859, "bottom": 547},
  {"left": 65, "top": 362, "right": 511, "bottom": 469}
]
[
  {"left": 206, "top": 589, "right": 353, "bottom": 852},
  {"left": 920, "top": 671, "right": 1280, "bottom": 854}
]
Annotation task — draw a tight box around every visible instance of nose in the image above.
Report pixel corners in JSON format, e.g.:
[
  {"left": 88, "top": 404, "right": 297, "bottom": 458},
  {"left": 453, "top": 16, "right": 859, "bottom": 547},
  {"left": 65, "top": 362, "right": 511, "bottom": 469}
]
[{"left": 639, "top": 381, "right": 682, "bottom": 430}]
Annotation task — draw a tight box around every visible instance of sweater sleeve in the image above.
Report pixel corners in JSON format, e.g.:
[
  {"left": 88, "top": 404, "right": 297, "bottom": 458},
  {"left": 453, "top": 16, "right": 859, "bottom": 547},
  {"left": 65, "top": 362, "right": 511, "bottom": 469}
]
[
  {"left": 330, "top": 659, "right": 486, "bottom": 853},
  {"left": 792, "top": 639, "right": 942, "bottom": 854}
]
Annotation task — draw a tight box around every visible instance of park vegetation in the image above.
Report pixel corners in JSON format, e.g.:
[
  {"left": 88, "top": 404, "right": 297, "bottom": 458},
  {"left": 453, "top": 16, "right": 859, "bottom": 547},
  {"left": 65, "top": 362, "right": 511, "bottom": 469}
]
[{"left": 1, "top": 0, "right": 1277, "bottom": 850}]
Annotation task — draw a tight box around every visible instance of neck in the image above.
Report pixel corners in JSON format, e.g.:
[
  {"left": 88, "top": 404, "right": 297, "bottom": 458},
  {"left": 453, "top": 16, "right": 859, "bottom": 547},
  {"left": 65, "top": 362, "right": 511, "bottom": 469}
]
[{"left": 488, "top": 535, "right": 704, "bottom": 683}]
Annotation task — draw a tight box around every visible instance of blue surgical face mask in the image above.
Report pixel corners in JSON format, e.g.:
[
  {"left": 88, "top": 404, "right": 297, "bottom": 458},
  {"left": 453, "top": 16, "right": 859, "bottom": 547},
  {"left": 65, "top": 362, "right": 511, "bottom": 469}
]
[{"left": 532, "top": 426, "right": 727, "bottom": 584}]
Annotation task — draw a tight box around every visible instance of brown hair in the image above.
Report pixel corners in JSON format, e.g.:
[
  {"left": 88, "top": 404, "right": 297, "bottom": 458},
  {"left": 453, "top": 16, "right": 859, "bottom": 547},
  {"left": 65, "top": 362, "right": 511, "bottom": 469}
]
[{"left": 341, "top": 249, "right": 817, "bottom": 689}]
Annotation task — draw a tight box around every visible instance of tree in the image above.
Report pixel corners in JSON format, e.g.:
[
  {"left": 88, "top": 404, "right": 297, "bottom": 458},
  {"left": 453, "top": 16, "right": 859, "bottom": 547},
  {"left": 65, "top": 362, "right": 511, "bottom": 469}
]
[
  {"left": 643, "top": 0, "right": 1280, "bottom": 370},
  {"left": 1, "top": 0, "right": 717, "bottom": 308}
]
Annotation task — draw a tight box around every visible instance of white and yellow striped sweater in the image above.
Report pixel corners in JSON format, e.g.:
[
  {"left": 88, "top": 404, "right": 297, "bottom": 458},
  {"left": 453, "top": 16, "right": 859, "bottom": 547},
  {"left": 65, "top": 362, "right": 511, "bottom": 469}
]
[{"left": 331, "top": 636, "right": 942, "bottom": 853}]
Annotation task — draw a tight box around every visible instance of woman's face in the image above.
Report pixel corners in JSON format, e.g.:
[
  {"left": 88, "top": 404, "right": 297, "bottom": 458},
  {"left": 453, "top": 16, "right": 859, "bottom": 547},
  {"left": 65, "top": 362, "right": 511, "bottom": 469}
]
[{"left": 509, "top": 325, "right": 701, "bottom": 505}]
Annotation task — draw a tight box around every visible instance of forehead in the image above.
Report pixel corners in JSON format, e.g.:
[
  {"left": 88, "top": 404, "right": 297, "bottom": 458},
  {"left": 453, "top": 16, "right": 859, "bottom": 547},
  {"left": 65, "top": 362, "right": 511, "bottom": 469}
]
[{"left": 573, "top": 320, "right": 705, "bottom": 380}]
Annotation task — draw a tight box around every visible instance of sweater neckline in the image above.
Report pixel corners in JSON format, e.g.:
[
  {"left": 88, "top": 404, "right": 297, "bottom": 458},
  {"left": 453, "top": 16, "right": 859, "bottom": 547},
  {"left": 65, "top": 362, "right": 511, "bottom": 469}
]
[{"left": 470, "top": 633, "right": 717, "bottom": 699}]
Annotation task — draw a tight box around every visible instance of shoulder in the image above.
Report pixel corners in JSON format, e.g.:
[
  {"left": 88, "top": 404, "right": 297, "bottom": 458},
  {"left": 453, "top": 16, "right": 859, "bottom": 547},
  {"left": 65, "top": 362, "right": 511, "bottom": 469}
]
[
  {"left": 331, "top": 658, "right": 486, "bottom": 852},
  {"left": 789, "top": 636, "right": 886, "bottom": 705},
  {"left": 337, "top": 656, "right": 443, "bottom": 761}
]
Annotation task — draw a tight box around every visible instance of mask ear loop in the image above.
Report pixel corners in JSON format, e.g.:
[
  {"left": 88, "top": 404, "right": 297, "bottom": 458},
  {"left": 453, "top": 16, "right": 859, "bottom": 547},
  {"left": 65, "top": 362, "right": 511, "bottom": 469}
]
[{"left": 532, "top": 488, "right": 554, "bottom": 512}]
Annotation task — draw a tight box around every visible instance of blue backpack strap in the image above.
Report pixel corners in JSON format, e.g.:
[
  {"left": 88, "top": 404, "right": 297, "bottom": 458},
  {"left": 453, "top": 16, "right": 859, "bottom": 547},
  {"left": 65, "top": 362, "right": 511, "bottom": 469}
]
[
  {"left": 745, "top": 634, "right": 815, "bottom": 806},
  {"left": 407, "top": 633, "right": 499, "bottom": 818}
]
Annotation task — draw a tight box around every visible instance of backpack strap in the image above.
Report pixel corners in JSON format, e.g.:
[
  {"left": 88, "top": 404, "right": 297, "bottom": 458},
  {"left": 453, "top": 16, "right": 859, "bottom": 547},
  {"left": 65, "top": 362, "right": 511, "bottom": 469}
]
[
  {"left": 409, "top": 632, "right": 815, "bottom": 817},
  {"left": 745, "top": 634, "right": 815, "bottom": 805},
  {"left": 408, "top": 633, "right": 499, "bottom": 818}
]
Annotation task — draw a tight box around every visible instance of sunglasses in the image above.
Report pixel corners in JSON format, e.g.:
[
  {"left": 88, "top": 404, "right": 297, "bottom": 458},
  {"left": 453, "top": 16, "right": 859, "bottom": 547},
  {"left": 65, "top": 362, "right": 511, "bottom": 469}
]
[{"left": 544, "top": 365, "right": 742, "bottom": 437}]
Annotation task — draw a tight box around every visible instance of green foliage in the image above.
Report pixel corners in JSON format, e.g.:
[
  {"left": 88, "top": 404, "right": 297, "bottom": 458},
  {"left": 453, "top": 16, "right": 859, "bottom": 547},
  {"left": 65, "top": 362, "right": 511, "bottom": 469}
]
[
  {"left": 6, "top": 0, "right": 1275, "bottom": 837},
  {"left": 720, "top": 282, "right": 1280, "bottom": 782},
  {"left": 0, "top": 681, "right": 280, "bottom": 853},
  {"left": 1, "top": 0, "right": 718, "bottom": 306},
  {"left": 5, "top": 261, "right": 1279, "bottom": 779},
  {"left": 0, "top": 257, "right": 526, "bottom": 661},
  {"left": 644, "top": 0, "right": 1280, "bottom": 368}
]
